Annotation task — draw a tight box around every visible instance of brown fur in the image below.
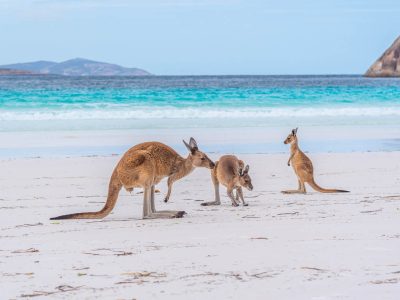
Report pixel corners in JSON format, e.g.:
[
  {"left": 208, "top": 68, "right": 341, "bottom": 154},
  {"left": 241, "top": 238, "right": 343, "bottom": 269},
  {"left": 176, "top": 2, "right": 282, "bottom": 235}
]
[
  {"left": 201, "top": 155, "right": 253, "bottom": 207},
  {"left": 282, "top": 128, "right": 349, "bottom": 194},
  {"left": 50, "top": 138, "right": 214, "bottom": 220}
]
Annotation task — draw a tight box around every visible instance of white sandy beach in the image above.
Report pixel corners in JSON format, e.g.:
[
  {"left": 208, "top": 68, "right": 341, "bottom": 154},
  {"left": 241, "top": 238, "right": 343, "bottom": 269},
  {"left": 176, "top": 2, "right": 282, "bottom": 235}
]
[
  {"left": 1, "top": 150, "right": 400, "bottom": 299},
  {"left": 1, "top": 1, "right": 400, "bottom": 298}
]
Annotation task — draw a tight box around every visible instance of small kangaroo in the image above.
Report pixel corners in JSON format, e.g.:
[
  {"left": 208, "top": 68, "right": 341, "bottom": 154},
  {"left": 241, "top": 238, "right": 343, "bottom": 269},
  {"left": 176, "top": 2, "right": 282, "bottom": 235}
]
[
  {"left": 50, "top": 137, "right": 215, "bottom": 220},
  {"left": 282, "top": 128, "right": 349, "bottom": 194},
  {"left": 201, "top": 155, "right": 253, "bottom": 207}
]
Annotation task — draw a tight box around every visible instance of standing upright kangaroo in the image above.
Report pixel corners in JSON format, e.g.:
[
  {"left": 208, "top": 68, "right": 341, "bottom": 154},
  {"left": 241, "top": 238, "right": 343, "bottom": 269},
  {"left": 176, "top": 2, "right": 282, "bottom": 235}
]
[
  {"left": 201, "top": 155, "right": 253, "bottom": 207},
  {"left": 282, "top": 128, "right": 349, "bottom": 194},
  {"left": 50, "top": 138, "right": 215, "bottom": 220}
]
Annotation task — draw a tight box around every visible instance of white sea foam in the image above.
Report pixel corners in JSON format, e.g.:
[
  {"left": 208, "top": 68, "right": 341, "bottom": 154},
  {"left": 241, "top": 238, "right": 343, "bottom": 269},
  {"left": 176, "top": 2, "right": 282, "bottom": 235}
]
[{"left": 0, "top": 106, "right": 400, "bottom": 121}]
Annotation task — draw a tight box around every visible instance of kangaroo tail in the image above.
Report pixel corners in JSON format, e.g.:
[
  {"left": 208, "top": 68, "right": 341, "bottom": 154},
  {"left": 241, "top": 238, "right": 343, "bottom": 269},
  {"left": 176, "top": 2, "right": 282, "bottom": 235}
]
[
  {"left": 50, "top": 168, "right": 123, "bottom": 220},
  {"left": 308, "top": 178, "right": 349, "bottom": 193}
]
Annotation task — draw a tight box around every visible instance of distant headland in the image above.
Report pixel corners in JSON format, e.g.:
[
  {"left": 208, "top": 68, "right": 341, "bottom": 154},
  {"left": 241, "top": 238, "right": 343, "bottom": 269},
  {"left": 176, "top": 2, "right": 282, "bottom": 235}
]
[
  {"left": 0, "top": 58, "right": 152, "bottom": 76},
  {"left": 0, "top": 69, "right": 34, "bottom": 75},
  {"left": 365, "top": 36, "right": 400, "bottom": 77}
]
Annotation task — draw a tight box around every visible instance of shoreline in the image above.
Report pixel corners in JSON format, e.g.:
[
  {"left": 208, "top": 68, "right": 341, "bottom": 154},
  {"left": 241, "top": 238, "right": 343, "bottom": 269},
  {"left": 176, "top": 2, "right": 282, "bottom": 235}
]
[
  {"left": 1, "top": 125, "right": 400, "bottom": 159},
  {"left": 1, "top": 139, "right": 400, "bottom": 159}
]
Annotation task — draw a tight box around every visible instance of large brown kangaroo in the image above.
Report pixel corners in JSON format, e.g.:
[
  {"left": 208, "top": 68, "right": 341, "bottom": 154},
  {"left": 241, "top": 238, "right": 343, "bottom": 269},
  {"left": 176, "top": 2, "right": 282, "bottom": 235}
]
[
  {"left": 282, "top": 128, "right": 349, "bottom": 194},
  {"left": 50, "top": 138, "right": 215, "bottom": 220},
  {"left": 201, "top": 155, "right": 253, "bottom": 207}
]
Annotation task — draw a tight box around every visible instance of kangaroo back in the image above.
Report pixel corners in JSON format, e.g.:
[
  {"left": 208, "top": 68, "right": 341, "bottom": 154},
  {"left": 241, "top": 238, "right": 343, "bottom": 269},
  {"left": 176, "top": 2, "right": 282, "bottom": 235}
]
[{"left": 50, "top": 168, "right": 123, "bottom": 220}]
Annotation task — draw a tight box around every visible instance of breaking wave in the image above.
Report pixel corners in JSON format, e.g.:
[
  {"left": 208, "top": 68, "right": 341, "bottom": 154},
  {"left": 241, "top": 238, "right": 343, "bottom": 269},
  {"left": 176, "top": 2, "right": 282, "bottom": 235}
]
[{"left": 1, "top": 106, "right": 399, "bottom": 121}]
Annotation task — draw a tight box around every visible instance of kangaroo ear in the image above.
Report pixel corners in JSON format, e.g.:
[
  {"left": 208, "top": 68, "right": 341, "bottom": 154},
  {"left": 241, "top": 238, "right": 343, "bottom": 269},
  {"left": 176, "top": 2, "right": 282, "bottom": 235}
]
[
  {"left": 243, "top": 165, "right": 250, "bottom": 174},
  {"left": 189, "top": 137, "right": 198, "bottom": 151},
  {"left": 292, "top": 128, "right": 298, "bottom": 136},
  {"left": 183, "top": 139, "right": 192, "bottom": 152}
]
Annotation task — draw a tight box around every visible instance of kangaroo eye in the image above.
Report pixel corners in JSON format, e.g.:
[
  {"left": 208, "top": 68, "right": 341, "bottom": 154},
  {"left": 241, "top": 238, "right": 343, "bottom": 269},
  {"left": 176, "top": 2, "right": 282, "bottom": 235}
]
[{"left": 201, "top": 157, "right": 205, "bottom": 161}]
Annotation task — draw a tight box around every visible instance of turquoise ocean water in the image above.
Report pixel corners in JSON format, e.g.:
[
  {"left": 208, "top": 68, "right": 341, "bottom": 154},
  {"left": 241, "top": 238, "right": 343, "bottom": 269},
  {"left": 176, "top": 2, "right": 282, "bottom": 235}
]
[
  {"left": 1, "top": 75, "right": 400, "bottom": 131},
  {"left": 0, "top": 75, "right": 399, "bottom": 156}
]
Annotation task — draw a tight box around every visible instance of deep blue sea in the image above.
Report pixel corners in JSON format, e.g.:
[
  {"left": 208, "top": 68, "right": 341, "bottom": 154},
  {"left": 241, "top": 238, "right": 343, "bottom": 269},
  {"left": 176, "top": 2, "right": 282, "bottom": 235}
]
[{"left": 1, "top": 75, "right": 400, "bottom": 131}]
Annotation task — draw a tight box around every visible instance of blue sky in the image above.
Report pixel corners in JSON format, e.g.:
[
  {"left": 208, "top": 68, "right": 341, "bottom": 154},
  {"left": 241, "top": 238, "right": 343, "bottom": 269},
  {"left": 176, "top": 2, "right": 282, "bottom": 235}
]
[{"left": 0, "top": 0, "right": 399, "bottom": 75}]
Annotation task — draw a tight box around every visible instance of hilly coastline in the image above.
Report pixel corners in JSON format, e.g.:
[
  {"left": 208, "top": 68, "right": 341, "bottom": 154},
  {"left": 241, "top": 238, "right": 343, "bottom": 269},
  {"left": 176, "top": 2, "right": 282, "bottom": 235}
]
[
  {"left": 0, "top": 58, "right": 151, "bottom": 76},
  {"left": 0, "top": 69, "right": 35, "bottom": 75}
]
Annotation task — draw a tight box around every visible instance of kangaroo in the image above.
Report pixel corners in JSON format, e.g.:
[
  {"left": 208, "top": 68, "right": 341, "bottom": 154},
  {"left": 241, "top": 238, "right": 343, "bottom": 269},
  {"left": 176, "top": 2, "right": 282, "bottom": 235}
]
[
  {"left": 282, "top": 128, "right": 349, "bottom": 194},
  {"left": 50, "top": 138, "right": 215, "bottom": 220},
  {"left": 201, "top": 155, "right": 253, "bottom": 207},
  {"left": 163, "top": 139, "right": 214, "bottom": 203}
]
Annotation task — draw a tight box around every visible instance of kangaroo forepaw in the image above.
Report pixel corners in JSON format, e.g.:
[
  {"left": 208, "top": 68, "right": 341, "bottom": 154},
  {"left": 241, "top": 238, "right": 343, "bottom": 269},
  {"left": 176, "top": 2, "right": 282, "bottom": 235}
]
[
  {"left": 243, "top": 203, "right": 249, "bottom": 206},
  {"left": 164, "top": 197, "right": 169, "bottom": 203}
]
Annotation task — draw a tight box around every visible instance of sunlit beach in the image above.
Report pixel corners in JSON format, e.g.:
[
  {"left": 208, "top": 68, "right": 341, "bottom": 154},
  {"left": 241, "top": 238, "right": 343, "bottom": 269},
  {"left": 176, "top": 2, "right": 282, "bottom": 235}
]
[{"left": 1, "top": 1, "right": 400, "bottom": 299}]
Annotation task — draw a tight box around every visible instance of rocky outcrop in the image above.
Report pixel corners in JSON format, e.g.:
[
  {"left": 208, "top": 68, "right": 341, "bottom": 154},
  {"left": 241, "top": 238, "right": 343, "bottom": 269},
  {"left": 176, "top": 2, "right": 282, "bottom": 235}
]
[
  {"left": 365, "top": 36, "right": 400, "bottom": 77},
  {"left": 0, "top": 58, "right": 152, "bottom": 76}
]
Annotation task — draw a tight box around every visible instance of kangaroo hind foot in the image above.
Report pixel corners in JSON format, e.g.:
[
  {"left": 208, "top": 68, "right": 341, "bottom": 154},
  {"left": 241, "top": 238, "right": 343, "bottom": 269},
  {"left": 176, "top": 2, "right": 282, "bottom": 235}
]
[
  {"left": 281, "top": 189, "right": 306, "bottom": 194},
  {"left": 201, "top": 201, "right": 221, "bottom": 206},
  {"left": 143, "top": 211, "right": 186, "bottom": 219},
  {"left": 143, "top": 186, "right": 186, "bottom": 219}
]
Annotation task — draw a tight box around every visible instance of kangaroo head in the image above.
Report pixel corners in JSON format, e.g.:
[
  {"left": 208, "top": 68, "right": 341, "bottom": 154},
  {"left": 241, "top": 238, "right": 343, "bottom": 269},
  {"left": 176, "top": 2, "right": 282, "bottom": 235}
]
[
  {"left": 239, "top": 165, "right": 253, "bottom": 191},
  {"left": 183, "top": 137, "right": 215, "bottom": 169},
  {"left": 284, "top": 127, "right": 298, "bottom": 144}
]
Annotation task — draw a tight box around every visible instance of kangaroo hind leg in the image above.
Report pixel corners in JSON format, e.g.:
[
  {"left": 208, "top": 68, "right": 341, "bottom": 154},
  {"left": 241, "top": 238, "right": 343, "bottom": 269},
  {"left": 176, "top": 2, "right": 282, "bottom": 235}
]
[
  {"left": 237, "top": 187, "right": 248, "bottom": 206},
  {"left": 227, "top": 186, "right": 239, "bottom": 207},
  {"left": 201, "top": 169, "right": 221, "bottom": 206},
  {"left": 143, "top": 185, "right": 185, "bottom": 219},
  {"left": 151, "top": 185, "right": 185, "bottom": 217},
  {"left": 281, "top": 179, "right": 306, "bottom": 194}
]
